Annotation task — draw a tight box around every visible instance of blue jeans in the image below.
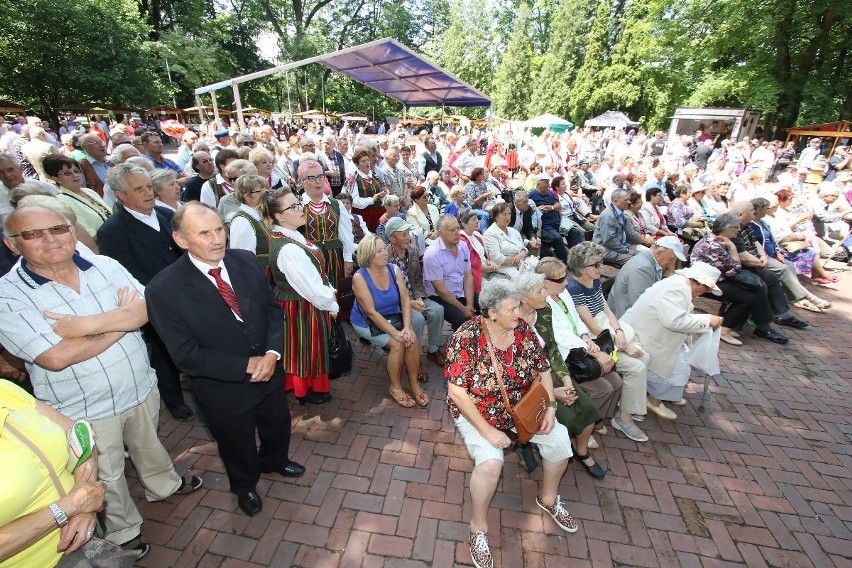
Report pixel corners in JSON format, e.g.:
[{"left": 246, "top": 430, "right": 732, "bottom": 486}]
[
  {"left": 472, "top": 209, "right": 490, "bottom": 233},
  {"left": 540, "top": 226, "right": 569, "bottom": 262}
]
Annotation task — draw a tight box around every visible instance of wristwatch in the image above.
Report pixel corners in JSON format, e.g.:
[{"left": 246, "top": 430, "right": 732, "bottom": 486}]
[
  {"left": 549, "top": 400, "right": 557, "bottom": 409},
  {"left": 49, "top": 503, "right": 68, "bottom": 527}
]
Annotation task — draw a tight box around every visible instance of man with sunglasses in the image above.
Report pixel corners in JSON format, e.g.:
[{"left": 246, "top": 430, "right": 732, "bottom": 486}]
[{"left": 0, "top": 205, "right": 202, "bottom": 558}]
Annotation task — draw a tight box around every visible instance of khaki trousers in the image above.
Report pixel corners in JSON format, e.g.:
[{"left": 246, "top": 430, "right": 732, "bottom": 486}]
[{"left": 92, "top": 389, "right": 180, "bottom": 544}]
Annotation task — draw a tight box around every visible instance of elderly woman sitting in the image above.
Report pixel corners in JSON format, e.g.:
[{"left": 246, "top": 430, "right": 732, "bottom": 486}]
[
  {"left": 483, "top": 202, "right": 534, "bottom": 277},
  {"left": 446, "top": 279, "right": 577, "bottom": 568},
  {"left": 150, "top": 169, "right": 182, "bottom": 212},
  {"left": 621, "top": 263, "right": 724, "bottom": 408},
  {"left": 515, "top": 269, "right": 606, "bottom": 478},
  {"left": 376, "top": 194, "right": 404, "bottom": 243},
  {"left": 566, "top": 242, "right": 653, "bottom": 429}
]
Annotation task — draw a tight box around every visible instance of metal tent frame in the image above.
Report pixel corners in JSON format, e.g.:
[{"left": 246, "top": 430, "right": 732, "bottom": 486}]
[{"left": 193, "top": 38, "right": 491, "bottom": 128}]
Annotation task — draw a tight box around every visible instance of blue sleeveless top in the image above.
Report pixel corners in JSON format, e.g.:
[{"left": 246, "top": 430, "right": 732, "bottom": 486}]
[{"left": 351, "top": 264, "right": 401, "bottom": 328}]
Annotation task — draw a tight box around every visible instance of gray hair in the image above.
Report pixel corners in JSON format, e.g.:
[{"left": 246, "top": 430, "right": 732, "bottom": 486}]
[
  {"left": 235, "top": 132, "right": 254, "bottom": 144},
  {"left": 16, "top": 195, "right": 78, "bottom": 224},
  {"left": 124, "top": 156, "right": 154, "bottom": 171},
  {"left": 10, "top": 182, "right": 56, "bottom": 209},
  {"left": 818, "top": 182, "right": 840, "bottom": 197},
  {"left": 382, "top": 194, "right": 400, "bottom": 208},
  {"left": 436, "top": 213, "right": 459, "bottom": 231},
  {"left": 107, "top": 163, "right": 149, "bottom": 194},
  {"left": 567, "top": 241, "right": 605, "bottom": 276},
  {"left": 0, "top": 152, "right": 19, "bottom": 167},
  {"left": 111, "top": 144, "right": 140, "bottom": 164},
  {"left": 513, "top": 189, "right": 529, "bottom": 202},
  {"left": 149, "top": 169, "right": 178, "bottom": 196},
  {"left": 224, "top": 159, "right": 258, "bottom": 179},
  {"left": 425, "top": 170, "right": 439, "bottom": 183},
  {"left": 711, "top": 212, "right": 742, "bottom": 234},
  {"left": 234, "top": 174, "right": 268, "bottom": 203},
  {"left": 479, "top": 279, "right": 522, "bottom": 318},
  {"left": 515, "top": 271, "right": 545, "bottom": 299}
]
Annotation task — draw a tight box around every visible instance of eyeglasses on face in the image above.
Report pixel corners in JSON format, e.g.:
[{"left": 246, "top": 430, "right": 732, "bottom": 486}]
[
  {"left": 585, "top": 261, "right": 603, "bottom": 269},
  {"left": 301, "top": 174, "right": 324, "bottom": 183},
  {"left": 247, "top": 189, "right": 267, "bottom": 195},
  {"left": 9, "top": 224, "right": 72, "bottom": 240},
  {"left": 241, "top": 141, "right": 256, "bottom": 146},
  {"left": 282, "top": 202, "right": 303, "bottom": 213},
  {"left": 56, "top": 169, "right": 80, "bottom": 177}
]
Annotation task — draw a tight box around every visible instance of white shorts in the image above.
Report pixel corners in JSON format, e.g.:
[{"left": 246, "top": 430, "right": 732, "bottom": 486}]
[{"left": 454, "top": 415, "right": 573, "bottom": 467}]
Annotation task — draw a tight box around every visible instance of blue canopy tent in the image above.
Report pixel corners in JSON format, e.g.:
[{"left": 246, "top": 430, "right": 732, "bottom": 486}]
[{"left": 193, "top": 38, "right": 491, "bottom": 127}]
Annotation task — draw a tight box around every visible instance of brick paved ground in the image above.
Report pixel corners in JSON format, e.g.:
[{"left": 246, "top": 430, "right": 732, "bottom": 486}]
[{"left": 129, "top": 261, "right": 852, "bottom": 568}]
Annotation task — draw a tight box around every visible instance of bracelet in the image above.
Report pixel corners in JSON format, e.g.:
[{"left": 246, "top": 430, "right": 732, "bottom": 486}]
[{"left": 615, "top": 328, "right": 624, "bottom": 333}]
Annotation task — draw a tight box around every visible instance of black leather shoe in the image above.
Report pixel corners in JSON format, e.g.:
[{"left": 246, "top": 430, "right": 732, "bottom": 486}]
[
  {"left": 774, "top": 316, "right": 809, "bottom": 329},
  {"left": 754, "top": 328, "right": 789, "bottom": 344},
  {"left": 263, "top": 460, "right": 306, "bottom": 478},
  {"left": 572, "top": 446, "right": 606, "bottom": 479},
  {"left": 298, "top": 391, "right": 332, "bottom": 405},
  {"left": 168, "top": 403, "right": 194, "bottom": 421},
  {"left": 237, "top": 490, "right": 262, "bottom": 516}
]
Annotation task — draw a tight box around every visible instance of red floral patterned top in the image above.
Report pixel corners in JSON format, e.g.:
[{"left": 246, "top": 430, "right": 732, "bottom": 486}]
[{"left": 445, "top": 316, "right": 549, "bottom": 430}]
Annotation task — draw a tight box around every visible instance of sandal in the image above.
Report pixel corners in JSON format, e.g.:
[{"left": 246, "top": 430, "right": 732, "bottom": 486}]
[
  {"left": 412, "top": 389, "right": 429, "bottom": 407},
  {"left": 389, "top": 390, "right": 416, "bottom": 408},
  {"left": 174, "top": 475, "right": 203, "bottom": 495},
  {"left": 811, "top": 277, "right": 832, "bottom": 285},
  {"left": 571, "top": 445, "right": 605, "bottom": 479},
  {"left": 793, "top": 298, "right": 824, "bottom": 313}
]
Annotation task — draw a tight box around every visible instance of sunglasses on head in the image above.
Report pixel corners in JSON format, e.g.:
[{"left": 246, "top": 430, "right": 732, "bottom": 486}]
[{"left": 545, "top": 275, "right": 567, "bottom": 284}]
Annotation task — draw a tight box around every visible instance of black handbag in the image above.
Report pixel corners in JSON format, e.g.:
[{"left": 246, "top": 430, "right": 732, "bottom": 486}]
[
  {"left": 564, "top": 329, "right": 616, "bottom": 384},
  {"left": 328, "top": 320, "right": 353, "bottom": 379},
  {"left": 728, "top": 269, "right": 762, "bottom": 290},
  {"left": 368, "top": 313, "right": 404, "bottom": 336}
]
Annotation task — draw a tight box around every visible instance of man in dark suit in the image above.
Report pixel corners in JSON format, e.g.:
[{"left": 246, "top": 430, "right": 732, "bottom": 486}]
[
  {"left": 145, "top": 202, "right": 304, "bottom": 516},
  {"left": 508, "top": 189, "right": 539, "bottom": 247},
  {"left": 97, "top": 163, "right": 192, "bottom": 421}
]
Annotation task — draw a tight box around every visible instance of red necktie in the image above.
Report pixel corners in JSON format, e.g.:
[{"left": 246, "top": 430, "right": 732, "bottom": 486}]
[{"left": 208, "top": 267, "right": 243, "bottom": 318}]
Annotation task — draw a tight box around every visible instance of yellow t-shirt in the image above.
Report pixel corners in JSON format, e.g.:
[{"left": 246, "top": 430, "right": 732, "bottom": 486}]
[{"left": 0, "top": 381, "right": 74, "bottom": 568}]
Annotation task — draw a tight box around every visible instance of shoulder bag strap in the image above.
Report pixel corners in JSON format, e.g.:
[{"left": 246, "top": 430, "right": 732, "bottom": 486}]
[
  {"left": 6, "top": 422, "right": 67, "bottom": 497},
  {"left": 482, "top": 321, "right": 514, "bottom": 413}
]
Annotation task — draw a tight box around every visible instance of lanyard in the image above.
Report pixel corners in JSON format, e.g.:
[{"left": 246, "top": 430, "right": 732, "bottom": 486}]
[{"left": 553, "top": 296, "right": 578, "bottom": 337}]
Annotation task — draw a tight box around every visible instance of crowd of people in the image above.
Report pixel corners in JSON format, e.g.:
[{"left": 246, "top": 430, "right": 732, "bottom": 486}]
[{"left": 0, "top": 111, "right": 849, "bottom": 568}]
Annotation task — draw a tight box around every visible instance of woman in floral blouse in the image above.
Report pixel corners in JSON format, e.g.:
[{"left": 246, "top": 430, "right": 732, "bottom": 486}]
[
  {"left": 690, "top": 213, "right": 785, "bottom": 346},
  {"left": 446, "top": 280, "right": 577, "bottom": 568}
]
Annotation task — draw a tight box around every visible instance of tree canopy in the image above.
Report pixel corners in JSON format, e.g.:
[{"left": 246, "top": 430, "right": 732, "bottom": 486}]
[{"left": 0, "top": 0, "right": 848, "bottom": 138}]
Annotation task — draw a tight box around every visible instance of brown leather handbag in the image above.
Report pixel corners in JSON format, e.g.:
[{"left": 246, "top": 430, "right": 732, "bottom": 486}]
[{"left": 484, "top": 329, "right": 551, "bottom": 444}]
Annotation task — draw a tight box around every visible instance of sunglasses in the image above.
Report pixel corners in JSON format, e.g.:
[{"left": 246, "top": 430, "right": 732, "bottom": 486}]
[
  {"left": 241, "top": 141, "right": 257, "bottom": 146},
  {"left": 546, "top": 275, "right": 567, "bottom": 284},
  {"left": 9, "top": 224, "right": 72, "bottom": 240}
]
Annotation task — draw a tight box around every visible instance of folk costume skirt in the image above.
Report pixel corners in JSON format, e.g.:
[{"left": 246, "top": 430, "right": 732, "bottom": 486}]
[{"left": 277, "top": 298, "right": 331, "bottom": 397}]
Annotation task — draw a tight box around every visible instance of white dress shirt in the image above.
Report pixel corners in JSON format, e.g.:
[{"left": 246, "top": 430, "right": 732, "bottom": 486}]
[
  {"left": 274, "top": 226, "right": 339, "bottom": 317},
  {"left": 227, "top": 204, "right": 262, "bottom": 252}
]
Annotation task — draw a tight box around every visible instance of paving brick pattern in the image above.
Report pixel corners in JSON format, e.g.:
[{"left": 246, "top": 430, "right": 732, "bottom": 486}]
[{"left": 128, "top": 265, "right": 852, "bottom": 567}]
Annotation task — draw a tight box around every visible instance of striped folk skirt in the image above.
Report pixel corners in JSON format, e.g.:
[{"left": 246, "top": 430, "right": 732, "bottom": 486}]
[{"left": 277, "top": 298, "right": 331, "bottom": 397}]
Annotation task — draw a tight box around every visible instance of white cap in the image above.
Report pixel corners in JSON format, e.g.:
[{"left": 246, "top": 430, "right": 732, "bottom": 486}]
[
  {"left": 655, "top": 236, "right": 687, "bottom": 262},
  {"left": 677, "top": 262, "right": 722, "bottom": 295}
]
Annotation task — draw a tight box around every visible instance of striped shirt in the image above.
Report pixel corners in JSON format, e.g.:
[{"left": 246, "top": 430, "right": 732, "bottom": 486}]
[
  {"left": 567, "top": 278, "right": 606, "bottom": 317},
  {"left": 0, "top": 254, "right": 156, "bottom": 420}
]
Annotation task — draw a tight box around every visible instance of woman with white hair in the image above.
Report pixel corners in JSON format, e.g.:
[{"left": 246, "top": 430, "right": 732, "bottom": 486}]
[
  {"left": 446, "top": 279, "right": 577, "bottom": 568},
  {"left": 248, "top": 147, "right": 284, "bottom": 190},
  {"left": 515, "top": 270, "right": 605, "bottom": 478},
  {"left": 376, "top": 193, "right": 404, "bottom": 243},
  {"left": 424, "top": 170, "right": 448, "bottom": 212},
  {"left": 150, "top": 169, "right": 182, "bottom": 212}
]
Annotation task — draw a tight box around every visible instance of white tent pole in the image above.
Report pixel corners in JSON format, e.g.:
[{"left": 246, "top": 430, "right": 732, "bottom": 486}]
[
  {"left": 233, "top": 84, "right": 244, "bottom": 129},
  {"left": 285, "top": 72, "right": 292, "bottom": 122},
  {"left": 194, "top": 95, "right": 203, "bottom": 124},
  {"left": 211, "top": 91, "right": 220, "bottom": 124}
]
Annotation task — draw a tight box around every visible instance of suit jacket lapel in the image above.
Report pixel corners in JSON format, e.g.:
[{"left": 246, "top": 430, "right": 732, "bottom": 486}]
[{"left": 178, "top": 254, "right": 247, "bottom": 325}]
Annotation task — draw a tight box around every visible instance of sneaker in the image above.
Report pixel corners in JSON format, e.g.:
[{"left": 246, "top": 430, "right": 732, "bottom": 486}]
[
  {"left": 587, "top": 435, "right": 599, "bottom": 449},
  {"left": 610, "top": 416, "right": 649, "bottom": 442},
  {"left": 174, "top": 475, "right": 203, "bottom": 495},
  {"left": 469, "top": 530, "right": 493, "bottom": 568},
  {"left": 536, "top": 494, "right": 579, "bottom": 533},
  {"left": 121, "top": 536, "right": 150, "bottom": 560},
  {"left": 646, "top": 397, "right": 678, "bottom": 421}
]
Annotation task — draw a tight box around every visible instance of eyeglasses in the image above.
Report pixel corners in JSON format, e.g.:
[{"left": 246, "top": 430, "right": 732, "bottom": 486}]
[
  {"left": 9, "top": 224, "right": 72, "bottom": 240},
  {"left": 545, "top": 275, "right": 567, "bottom": 284},
  {"left": 282, "top": 202, "right": 303, "bottom": 213},
  {"left": 301, "top": 174, "right": 324, "bottom": 183},
  {"left": 241, "top": 141, "right": 256, "bottom": 146},
  {"left": 585, "top": 261, "right": 603, "bottom": 269},
  {"left": 247, "top": 189, "right": 266, "bottom": 195},
  {"left": 56, "top": 169, "right": 79, "bottom": 177}
]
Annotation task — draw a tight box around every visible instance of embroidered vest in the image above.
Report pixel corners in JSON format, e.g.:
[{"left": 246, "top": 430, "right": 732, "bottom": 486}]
[
  {"left": 303, "top": 198, "right": 343, "bottom": 252},
  {"left": 231, "top": 211, "right": 272, "bottom": 269},
  {"left": 269, "top": 234, "right": 329, "bottom": 301}
]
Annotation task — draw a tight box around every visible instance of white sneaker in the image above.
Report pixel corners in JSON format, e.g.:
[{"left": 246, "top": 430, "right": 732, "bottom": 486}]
[{"left": 632, "top": 414, "right": 645, "bottom": 422}]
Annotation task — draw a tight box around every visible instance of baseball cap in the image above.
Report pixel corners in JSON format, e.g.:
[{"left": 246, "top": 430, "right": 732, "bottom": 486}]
[
  {"left": 384, "top": 217, "right": 413, "bottom": 236},
  {"left": 655, "top": 236, "right": 687, "bottom": 262},
  {"left": 214, "top": 129, "right": 230, "bottom": 139},
  {"left": 536, "top": 172, "right": 550, "bottom": 181}
]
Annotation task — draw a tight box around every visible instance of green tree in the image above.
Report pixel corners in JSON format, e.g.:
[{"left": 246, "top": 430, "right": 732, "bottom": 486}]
[
  {"left": 567, "top": 0, "right": 611, "bottom": 123},
  {"left": 492, "top": 2, "right": 536, "bottom": 119},
  {"left": 529, "top": 0, "right": 595, "bottom": 117},
  {"left": 0, "top": 0, "right": 167, "bottom": 130}
]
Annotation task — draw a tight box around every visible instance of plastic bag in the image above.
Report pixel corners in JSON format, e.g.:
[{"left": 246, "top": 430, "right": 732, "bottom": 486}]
[{"left": 687, "top": 328, "right": 721, "bottom": 376}]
